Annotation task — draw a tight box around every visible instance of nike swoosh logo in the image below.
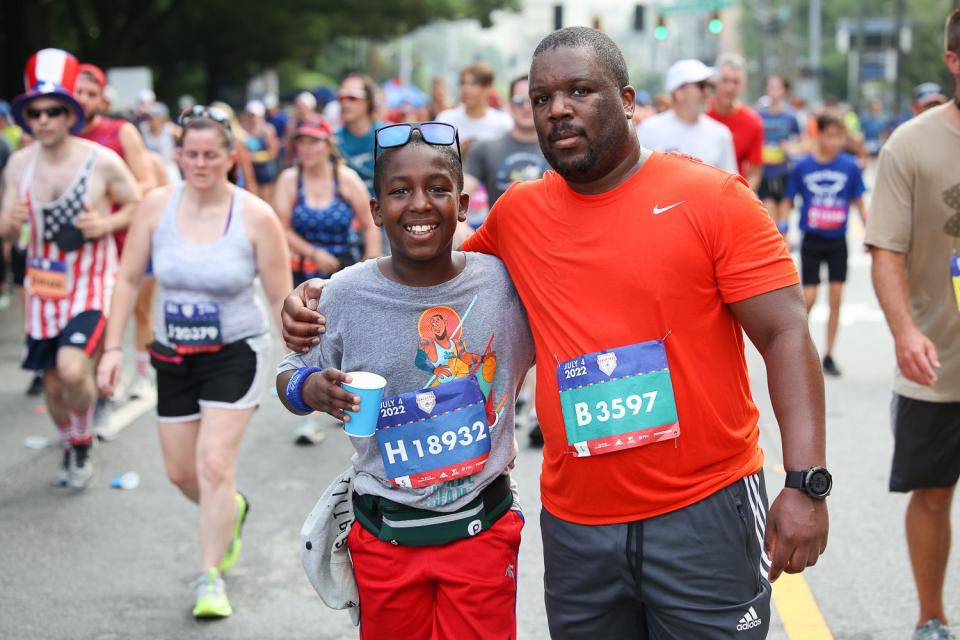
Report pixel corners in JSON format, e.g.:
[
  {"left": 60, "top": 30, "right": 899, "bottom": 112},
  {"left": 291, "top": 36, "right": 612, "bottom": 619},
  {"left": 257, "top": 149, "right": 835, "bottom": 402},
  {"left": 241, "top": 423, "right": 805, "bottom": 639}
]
[{"left": 653, "top": 201, "right": 684, "bottom": 215}]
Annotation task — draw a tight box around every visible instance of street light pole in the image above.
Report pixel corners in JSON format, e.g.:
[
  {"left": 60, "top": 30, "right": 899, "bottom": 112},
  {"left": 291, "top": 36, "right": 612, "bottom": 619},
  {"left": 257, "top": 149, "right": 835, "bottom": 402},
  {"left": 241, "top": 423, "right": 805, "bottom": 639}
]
[{"left": 809, "top": 0, "right": 822, "bottom": 104}]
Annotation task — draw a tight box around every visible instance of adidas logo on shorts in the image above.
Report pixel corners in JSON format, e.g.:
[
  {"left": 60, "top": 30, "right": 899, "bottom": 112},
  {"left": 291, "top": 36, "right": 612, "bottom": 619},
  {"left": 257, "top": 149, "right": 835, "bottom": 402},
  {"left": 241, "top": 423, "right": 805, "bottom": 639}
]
[{"left": 736, "top": 607, "right": 762, "bottom": 631}]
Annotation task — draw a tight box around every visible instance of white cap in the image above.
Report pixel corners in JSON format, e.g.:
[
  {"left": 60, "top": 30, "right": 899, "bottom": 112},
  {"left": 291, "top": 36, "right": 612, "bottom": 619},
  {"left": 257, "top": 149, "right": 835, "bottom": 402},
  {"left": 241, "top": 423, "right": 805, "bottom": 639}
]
[
  {"left": 665, "top": 59, "right": 715, "bottom": 94},
  {"left": 263, "top": 92, "right": 279, "bottom": 109},
  {"left": 244, "top": 99, "right": 265, "bottom": 117},
  {"left": 137, "top": 88, "right": 156, "bottom": 105},
  {"left": 296, "top": 91, "right": 317, "bottom": 110}
]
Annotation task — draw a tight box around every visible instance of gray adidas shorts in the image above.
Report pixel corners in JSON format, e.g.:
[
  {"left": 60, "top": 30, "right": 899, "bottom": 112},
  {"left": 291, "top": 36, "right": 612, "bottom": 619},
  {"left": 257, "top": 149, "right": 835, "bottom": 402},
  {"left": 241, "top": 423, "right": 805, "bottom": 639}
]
[{"left": 542, "top": 472, "right": 772, "bottom": 639}]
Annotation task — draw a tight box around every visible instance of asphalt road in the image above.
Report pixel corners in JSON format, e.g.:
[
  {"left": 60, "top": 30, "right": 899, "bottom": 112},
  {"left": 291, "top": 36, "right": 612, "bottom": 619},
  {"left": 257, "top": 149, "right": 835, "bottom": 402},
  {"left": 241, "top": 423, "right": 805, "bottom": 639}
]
[{"left": 2, "top": 212, "right": 959, "bottom": 639}]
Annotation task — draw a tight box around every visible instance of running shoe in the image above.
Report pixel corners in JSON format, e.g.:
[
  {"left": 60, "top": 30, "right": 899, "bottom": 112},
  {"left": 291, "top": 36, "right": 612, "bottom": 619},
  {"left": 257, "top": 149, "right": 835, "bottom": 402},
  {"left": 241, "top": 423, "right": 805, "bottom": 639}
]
[
  {"left": 0, "top": 292, "right": 11, "bottom": 309},
  {"left": 913, "top": 620, "right": 956, "bottom": 640},
  {"left": 294, "top": 417, "right": 326, "bottom": 445},
  {"left": 191, "top": 568, "right": 232, "bottom": 618},
  {"left": 219, "top": 493, "right": 249, "bottom": 573},
  {"left": 822, "top": 355, "right": 841, "bottom": 377},
  {"left": 53, "top": 448, "right": 70, "bottom": 487},
  {"left": 26, "top": 372, "right": 44, "bottom": 397},
  {"left": 94, "top": 397, "right": 116, "bottom": 441},
  {"left": 126, "top": 373, "right": 156, "bottom": 400},
  {"left": 67, "top": 443, "right": 95, "bottom": 490}
]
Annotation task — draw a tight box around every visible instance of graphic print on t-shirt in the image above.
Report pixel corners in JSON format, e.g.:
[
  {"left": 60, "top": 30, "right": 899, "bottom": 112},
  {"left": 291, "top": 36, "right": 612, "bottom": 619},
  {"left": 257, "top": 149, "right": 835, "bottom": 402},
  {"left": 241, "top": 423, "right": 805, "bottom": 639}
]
[
  {"left": 944, "top": 183, "right": 960, "bottom": 238},
  {"left": 801, "top": 168, "right": 851, "bottom": 231},
  {"left": 494, "top": 151, "right": 549, "bottom": 197},
  {"left": 404, "top": 295, "right": 506, "bottom": 506}
]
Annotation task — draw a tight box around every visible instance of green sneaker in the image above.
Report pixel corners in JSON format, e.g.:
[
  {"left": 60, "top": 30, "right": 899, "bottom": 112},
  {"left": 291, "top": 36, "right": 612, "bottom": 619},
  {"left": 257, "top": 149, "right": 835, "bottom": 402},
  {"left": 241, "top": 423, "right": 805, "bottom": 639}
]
[
  {"left": 219, "top": 492, "right": 249, "bottom": 573},
  {"left": 192, "top": 568, "right": 232, "bottom": 618}
]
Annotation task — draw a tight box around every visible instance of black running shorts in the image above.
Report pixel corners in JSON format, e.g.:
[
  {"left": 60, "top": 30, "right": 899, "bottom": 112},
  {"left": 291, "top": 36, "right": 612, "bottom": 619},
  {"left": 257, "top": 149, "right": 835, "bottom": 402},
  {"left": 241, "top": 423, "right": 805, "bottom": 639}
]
[
  {"left": 800, "top": 234, "right": 848, "bottom": 286},
  {"left": 890, "top": 394, "right": 960, "bottom": 492},
  {"left": 152, "top": 335, "right": 267, "bottom": 422},
  {"left": 21, "top": 310, "right": 105, "bottom": 371},
  {"left": 758, "top": 175, "right": 787, "bottom": 203}
]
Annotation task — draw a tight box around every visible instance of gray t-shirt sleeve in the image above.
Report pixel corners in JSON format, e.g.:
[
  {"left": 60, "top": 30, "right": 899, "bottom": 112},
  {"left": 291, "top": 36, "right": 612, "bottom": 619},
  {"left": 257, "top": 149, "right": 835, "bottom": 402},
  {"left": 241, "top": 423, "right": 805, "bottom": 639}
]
[{"left": 275, "top": 297, "right": 345, "bottom": 374}]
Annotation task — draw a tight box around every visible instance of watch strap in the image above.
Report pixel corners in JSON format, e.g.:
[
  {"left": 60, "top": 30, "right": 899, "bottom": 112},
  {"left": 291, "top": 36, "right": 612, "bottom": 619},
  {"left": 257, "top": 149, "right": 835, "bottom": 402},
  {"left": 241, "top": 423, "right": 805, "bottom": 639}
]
[{"left": 784, "top": 470, "right": 805, "bottom": 490}]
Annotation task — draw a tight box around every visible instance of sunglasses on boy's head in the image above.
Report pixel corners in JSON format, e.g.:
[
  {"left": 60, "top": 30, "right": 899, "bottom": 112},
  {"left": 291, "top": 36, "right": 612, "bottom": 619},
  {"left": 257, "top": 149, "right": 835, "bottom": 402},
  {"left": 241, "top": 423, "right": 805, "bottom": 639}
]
[
  {"left": 25, "top": 105, "right": 69, "bottom": 120},
  {"left": 374, "top": 122, "right": 461, "bottom": 167}
]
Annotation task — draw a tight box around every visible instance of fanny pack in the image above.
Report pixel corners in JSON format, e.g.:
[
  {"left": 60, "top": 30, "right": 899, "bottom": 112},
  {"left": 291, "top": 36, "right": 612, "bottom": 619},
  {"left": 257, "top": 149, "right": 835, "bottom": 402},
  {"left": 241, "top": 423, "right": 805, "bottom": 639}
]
[{"left": 352, "top": 474, "right": 512, "bottom": 547}]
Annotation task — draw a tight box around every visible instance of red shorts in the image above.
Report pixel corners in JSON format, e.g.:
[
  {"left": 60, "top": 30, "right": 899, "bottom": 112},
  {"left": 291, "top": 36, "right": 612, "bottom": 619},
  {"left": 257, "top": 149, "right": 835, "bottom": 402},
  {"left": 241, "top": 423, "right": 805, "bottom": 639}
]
[{"left": 348, "top": 509, "right": 524, "bottom": 640}]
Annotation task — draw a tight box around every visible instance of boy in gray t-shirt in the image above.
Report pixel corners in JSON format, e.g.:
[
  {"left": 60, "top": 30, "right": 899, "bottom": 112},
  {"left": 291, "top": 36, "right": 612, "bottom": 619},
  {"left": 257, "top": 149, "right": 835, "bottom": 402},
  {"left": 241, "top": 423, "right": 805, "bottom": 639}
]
[
  {"left": 276, "top": 125, "right": 534, "bottom": 639},
  {"left": 277, "top": 252, "right": 533, "bottom": 511}
]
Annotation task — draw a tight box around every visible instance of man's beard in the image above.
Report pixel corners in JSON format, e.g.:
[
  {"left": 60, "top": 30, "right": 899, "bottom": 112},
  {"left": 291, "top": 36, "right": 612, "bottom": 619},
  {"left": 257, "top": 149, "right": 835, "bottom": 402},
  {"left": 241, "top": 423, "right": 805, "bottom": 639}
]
[
  {"left": 539, "top": 122, "right": 589, "bottom": 180},
  {"left": 541, "top": 121, "right": 621, "bottom": 183}
]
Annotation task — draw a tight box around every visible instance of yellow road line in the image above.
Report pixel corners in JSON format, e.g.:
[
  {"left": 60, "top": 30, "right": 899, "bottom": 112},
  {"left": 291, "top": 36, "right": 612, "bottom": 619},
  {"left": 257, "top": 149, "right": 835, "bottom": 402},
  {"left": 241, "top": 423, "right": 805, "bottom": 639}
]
[{"left": 772, "top": 572, "right": 834, "bottom": 639}]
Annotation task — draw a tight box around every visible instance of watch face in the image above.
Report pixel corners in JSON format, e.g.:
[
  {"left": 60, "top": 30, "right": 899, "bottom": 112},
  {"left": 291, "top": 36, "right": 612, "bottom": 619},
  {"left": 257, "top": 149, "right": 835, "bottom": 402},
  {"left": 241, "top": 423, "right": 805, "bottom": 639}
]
[{"left": 808, "top": 471, "right": 831, "bottom": 496}]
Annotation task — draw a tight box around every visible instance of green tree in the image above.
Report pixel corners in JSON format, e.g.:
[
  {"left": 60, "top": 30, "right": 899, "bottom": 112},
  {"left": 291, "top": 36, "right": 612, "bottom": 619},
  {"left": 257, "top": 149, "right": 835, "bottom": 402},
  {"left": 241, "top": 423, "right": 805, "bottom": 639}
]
[
  {"left": 739, "top": 0, "right": 954, "bottom": 112},
  {"left": 0, "top": 0, "right": 518, "bottom": 105}
]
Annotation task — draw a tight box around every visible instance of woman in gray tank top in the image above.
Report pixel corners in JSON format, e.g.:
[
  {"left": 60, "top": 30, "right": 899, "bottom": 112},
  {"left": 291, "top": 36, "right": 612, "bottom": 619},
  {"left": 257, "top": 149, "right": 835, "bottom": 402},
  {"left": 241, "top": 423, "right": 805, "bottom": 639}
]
[{"left": 96, "top": 106, "right": 292, "bottom": 619}]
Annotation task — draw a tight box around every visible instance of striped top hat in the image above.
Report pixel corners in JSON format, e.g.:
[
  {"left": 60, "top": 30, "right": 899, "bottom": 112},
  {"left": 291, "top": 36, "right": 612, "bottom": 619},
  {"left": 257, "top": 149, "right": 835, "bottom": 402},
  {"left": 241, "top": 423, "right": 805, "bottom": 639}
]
[{"left": 12, "top": 48, "right": 86, "bottom": 134}]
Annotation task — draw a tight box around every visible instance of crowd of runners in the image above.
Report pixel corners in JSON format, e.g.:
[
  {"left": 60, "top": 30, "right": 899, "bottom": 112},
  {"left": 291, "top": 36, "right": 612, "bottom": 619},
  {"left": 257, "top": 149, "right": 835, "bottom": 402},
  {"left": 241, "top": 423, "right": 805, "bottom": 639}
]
[{"left": 1, "top": 10, "right": 959, "bottom": 639}]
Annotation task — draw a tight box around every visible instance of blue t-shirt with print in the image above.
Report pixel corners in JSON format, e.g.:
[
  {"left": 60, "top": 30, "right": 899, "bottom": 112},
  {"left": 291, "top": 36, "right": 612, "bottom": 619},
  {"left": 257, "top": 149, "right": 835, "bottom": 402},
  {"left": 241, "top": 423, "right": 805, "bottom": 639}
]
[
  {"left": 335, "top": 122, "right": 383, "bottom": 197},
  {"left": 786, "top": 153, "right": 866, "bottom": 239},
  {"left": 758, "top": 108, "right": 800, "bottom": 179}
]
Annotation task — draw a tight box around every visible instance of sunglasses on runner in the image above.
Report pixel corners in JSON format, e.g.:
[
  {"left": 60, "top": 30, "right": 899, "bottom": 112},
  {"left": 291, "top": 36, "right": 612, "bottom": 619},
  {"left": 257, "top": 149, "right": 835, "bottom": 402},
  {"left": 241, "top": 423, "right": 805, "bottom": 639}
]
[
  {"left": 25, "top": 105, "right": 69, "bottom": 120},
  {"left": 510, "top": 96, "right": 532, "bottom": 107},
  {"left": 337, "top": 89, "right": 368, "bottom": 102},
  {"left": 179, "top": 105, "right": 234, "bottom": 142},
  {"left": 374, "top": 122, "right": 461, "bottom": 167}
]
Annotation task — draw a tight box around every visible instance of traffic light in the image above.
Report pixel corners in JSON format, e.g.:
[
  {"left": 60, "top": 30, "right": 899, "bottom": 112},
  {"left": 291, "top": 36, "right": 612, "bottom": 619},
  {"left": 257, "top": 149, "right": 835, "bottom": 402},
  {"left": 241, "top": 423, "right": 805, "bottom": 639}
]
[
  {"left": 708, "top": 11, "right": 724, "bottom": 34},
  {"left": 654, "top": 16, "right": 668, "bottom": 40}
]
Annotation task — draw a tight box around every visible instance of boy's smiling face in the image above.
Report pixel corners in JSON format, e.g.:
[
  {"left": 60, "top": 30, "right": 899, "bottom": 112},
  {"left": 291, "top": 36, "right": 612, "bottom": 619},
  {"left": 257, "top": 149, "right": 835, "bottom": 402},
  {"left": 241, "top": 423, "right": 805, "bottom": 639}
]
[{"left": 372, "top": 143, "right": 468, "bottom": 265}]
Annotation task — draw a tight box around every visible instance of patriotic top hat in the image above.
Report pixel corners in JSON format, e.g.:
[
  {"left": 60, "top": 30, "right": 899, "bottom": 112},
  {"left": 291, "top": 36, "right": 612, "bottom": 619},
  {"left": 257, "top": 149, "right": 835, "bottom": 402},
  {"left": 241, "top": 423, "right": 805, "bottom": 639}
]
[{"left": 12, "top": 48, "right": 86, "bottom": 134}]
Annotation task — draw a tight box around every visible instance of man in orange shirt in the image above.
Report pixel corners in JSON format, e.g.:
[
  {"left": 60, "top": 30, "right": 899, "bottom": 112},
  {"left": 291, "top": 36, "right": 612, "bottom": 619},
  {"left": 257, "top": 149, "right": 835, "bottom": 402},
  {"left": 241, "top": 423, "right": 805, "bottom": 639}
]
[{"left": 281, "top": 28, "right": 829, "bottom": 640}]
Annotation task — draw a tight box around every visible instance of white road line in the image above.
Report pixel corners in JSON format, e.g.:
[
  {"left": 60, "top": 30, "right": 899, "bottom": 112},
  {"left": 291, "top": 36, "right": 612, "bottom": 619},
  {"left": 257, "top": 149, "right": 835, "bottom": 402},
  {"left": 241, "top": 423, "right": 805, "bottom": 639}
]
[{"left": 98, "top": 395, "right": 156, "bottom": 441}]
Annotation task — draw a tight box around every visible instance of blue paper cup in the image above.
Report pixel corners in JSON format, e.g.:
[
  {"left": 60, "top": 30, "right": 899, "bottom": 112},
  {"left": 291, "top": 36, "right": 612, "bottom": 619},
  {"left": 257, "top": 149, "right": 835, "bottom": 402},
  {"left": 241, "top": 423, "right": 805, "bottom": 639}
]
[{"left": 342, "top": 371, "right": 387, "bottom": 438}]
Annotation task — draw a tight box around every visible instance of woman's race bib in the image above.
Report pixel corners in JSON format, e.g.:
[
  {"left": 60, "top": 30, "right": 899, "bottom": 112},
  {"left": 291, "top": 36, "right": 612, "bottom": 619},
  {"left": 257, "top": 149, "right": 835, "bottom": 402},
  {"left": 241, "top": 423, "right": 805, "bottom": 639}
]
[
  {"left": 375, "top": 375, "right": 492, "bottom": 489},
  {"left": 164, "top": 301, "right": 223, "bottom": 354},
  {"left": 557, "top": 339, "right": 680, "bottom": 457},
  {"left": 762, "top": 145, "right": 786, "bottom": 165}
]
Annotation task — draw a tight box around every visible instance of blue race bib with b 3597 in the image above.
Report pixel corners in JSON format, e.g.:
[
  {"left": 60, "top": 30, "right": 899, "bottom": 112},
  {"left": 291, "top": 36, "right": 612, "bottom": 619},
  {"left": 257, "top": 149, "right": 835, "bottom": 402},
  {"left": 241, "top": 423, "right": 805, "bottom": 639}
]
[
  {"left": 557, "top": 339, "right": 680, "bottom": 457},
  {"left": 375, "top": 375, "right": 492, "bottom": 489}
]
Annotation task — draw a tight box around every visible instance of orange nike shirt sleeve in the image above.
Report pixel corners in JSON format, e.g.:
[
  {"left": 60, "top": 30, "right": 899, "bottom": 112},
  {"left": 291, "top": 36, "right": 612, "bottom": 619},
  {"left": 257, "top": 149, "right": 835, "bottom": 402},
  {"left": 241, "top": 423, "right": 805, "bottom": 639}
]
[
  {"left": 460, "top": 192, "right": 508, "bottom": 256},
  {"left": 709, "top": 175, "right": 799, "bottom": 303}
]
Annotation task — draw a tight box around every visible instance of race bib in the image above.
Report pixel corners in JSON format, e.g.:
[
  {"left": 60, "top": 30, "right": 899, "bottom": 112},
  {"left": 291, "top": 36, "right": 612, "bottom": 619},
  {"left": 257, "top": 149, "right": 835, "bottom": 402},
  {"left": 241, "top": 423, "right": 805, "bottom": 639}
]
[
  {"left": 951, "top": 255, "right": 960, "bottom": 312},
  {"left": 807, "top": 204, "right": 847, "bottom": 231},
  {"left": 164, "top": 301, "right": 223, "bottom": 354},
  {"left": 557, "top": 340, "right": 680, "bottom": 457},
  {"left": 27, "top": 258, "right": 68, "bottom": 300},
  {"left": 375, "top": 376, "right": 492, "bottom": 489},
  {"left": 762, "top": 145, "right": 786, "bottom": 165}
]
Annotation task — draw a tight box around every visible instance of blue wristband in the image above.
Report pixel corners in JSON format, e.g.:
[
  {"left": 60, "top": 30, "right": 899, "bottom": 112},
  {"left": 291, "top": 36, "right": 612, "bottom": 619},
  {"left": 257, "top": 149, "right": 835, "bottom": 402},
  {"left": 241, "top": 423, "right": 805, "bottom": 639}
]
[{"left": 285, "top": 367, "right": 321, "bottom": 414}]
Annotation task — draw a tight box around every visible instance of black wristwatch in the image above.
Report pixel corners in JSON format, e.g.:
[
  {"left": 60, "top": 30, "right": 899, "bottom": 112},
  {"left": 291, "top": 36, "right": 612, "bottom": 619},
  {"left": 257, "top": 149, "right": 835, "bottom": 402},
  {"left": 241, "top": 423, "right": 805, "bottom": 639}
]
[{"left": 784, "top": 466, "right": 832, "bottom": 500}]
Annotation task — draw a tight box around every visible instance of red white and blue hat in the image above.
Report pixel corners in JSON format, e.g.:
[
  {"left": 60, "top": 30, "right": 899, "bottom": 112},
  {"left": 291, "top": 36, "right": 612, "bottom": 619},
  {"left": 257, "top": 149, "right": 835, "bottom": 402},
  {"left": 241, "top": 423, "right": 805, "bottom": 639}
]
[{"left": 12, "top": 48, "right": 86, "bottom": 134}]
